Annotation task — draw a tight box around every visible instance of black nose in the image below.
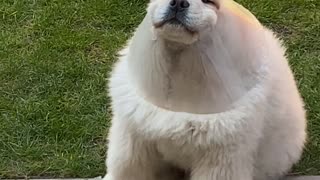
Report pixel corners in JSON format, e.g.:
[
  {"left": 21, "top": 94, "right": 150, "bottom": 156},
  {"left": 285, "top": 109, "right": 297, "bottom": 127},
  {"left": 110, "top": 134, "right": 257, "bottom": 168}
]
[{"left": 169, "top": 0, "right": 190, "bottom": 11}]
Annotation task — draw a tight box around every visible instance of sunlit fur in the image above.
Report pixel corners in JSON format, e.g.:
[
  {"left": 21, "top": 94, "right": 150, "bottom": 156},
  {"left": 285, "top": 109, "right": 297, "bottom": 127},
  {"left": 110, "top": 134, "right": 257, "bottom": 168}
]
[{"left": 104, "top": 0, "right": 307, "bottom": 180}]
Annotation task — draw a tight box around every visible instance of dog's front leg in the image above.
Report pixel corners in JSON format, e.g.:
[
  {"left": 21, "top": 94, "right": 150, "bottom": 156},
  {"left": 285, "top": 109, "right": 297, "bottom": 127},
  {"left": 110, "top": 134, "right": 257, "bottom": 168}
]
[
  {"left": 191, "top": 148, "right": 254, "bottom": 180},
  {"left": 104, "top": 120, "right": 159, "bottom": 180}
]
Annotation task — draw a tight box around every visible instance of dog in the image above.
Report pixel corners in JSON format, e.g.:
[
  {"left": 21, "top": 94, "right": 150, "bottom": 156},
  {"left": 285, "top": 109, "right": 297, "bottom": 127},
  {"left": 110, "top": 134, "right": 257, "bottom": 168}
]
[{"left": 104, "top": 0, "right": 307, "bottom": 179}]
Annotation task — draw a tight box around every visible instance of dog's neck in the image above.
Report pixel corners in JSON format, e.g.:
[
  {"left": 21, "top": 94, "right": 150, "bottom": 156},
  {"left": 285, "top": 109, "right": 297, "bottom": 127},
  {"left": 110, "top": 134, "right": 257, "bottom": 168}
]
[{"left": 127, "top": 13, "right": 265, "bottom": 114}]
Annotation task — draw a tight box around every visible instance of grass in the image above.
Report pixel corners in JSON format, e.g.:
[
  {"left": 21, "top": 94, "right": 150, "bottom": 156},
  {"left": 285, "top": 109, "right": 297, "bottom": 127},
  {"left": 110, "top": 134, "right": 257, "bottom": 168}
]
[{"left": 0, "top": 0, "right": 319, "bottom": 178}]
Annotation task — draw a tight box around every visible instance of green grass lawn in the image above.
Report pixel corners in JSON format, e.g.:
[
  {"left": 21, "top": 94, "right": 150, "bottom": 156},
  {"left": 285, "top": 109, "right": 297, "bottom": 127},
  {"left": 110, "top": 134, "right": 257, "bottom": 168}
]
[{"left": 0, "top": 0, "right": 319, "bottom": 178}]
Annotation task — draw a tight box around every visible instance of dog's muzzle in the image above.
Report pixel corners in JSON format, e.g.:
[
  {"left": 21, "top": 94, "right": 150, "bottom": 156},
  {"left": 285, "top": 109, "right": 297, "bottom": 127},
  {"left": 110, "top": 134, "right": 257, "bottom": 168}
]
[
  {"left": 166, "top": 0, "right": 189, "bottom": 25},
  {"left": 155, "top": 0, "right": 195, "bottom": 32}
]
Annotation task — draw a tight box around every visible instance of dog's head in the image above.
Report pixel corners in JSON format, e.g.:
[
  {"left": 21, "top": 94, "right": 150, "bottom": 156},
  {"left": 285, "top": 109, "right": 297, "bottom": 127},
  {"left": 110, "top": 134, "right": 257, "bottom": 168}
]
[{"left": 148, "top": 0, "right": 220, "bottom": 44}]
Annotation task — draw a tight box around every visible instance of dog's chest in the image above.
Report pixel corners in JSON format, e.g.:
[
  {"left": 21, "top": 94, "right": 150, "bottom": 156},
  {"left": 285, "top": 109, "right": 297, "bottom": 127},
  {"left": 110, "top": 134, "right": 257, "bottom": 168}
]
[{"left": 156, "top": 139, "right": 202, "bottom": 169}]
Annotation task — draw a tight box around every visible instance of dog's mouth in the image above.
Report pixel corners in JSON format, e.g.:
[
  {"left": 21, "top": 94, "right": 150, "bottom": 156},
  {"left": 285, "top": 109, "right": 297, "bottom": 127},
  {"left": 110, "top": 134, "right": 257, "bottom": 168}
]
[{"left": 154, "top": 17, "right": 196, "bottom": 34}]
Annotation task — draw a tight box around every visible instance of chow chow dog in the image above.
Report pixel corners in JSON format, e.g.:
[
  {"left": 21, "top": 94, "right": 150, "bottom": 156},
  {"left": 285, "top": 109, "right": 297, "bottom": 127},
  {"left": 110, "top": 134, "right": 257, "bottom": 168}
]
[{"left": 104, "top": 0, "right": 307, "bottom": 179}]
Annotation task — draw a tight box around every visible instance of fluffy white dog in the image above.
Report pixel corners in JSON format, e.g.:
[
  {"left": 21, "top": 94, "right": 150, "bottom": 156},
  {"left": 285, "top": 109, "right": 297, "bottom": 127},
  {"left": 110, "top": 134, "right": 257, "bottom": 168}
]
[{"left": 104, "top": 0, "right": 307, "bottom": 179}]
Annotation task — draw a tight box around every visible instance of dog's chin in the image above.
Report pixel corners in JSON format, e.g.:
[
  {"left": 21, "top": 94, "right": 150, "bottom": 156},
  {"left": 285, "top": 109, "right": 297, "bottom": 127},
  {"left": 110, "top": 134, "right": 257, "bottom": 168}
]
[{"left": 153, "top": 23, "right": 199, "bottom": 45}]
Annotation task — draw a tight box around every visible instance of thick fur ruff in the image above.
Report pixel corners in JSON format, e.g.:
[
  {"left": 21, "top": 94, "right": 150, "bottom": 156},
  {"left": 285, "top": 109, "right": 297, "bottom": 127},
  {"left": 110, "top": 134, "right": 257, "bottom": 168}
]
[{"left": 104, "top": 0, "right": 307, "bottom": 180}]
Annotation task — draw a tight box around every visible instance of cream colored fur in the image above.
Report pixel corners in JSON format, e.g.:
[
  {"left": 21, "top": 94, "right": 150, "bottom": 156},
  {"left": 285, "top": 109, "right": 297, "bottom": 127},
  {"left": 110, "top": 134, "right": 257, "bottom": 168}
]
[{"left": 104, "top": 0, "right": 307, "bottom": 180}]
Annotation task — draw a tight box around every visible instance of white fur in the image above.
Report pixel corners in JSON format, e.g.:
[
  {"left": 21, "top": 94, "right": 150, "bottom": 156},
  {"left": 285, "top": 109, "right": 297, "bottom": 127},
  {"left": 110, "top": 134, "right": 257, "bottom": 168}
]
[{"left": 104, "top": 0, "right": 307, "bottom": 180}]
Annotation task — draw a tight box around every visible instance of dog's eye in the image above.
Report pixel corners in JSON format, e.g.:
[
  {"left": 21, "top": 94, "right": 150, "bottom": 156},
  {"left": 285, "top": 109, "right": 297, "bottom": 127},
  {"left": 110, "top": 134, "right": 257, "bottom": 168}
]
[
  {"left": 202, "top": 0, "right": 211, "bottom": 4},
  {"left": 201, "top": 0, "right": 219, "bottom": 8}
]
